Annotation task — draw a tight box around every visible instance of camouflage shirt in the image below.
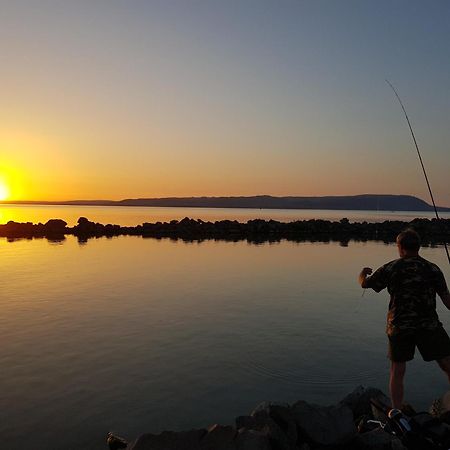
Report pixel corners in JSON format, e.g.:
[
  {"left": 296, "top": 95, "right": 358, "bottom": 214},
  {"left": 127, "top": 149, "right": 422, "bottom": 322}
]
[{"left": 366, "top": 256, "right": 449, "bottom": 336}]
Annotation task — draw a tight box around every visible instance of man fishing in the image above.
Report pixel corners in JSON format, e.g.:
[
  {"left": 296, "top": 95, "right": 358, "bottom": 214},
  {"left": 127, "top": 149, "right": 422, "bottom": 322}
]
[{"left": 359, "top": 228, "right": 450, "bottom": 409}]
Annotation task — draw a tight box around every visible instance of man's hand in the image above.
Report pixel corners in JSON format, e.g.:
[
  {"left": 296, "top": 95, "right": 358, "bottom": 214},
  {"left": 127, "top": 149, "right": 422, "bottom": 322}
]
[{"left": 359, "top": 267, "right": 373, "bottom": 288}]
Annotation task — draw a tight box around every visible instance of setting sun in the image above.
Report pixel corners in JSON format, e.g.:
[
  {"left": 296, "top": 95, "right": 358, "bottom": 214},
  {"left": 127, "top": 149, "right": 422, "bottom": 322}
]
[{"left": 0, "top": 181, "right": 10, "bottom": 201}]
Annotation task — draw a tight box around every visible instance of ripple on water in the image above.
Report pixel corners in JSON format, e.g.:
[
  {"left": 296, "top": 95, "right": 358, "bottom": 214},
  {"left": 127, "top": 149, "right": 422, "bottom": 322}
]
[{"left": 243, "top": 354, "right": 386, "bottom": 388}]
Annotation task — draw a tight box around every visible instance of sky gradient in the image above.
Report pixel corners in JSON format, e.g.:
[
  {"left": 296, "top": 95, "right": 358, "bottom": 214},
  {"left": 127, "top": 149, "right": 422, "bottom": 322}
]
[{"left": 0, "top": 1, "right": 449, "bottom": 205}]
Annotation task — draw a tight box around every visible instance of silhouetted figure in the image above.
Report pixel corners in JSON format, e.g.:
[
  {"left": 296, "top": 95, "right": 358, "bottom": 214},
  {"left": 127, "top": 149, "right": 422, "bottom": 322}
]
[{"left": 359, "top": 229, "right": 450, "bottom": 409}]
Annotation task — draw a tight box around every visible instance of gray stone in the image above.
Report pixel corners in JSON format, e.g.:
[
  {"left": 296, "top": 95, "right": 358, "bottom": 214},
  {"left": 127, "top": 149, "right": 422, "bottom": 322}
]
[
  {"left": 235, "top": 429, "right": 271, "bottom": 450},
  {"left": 128, "top": 429, "right": 207, "bottom": 450},
  {"left": 236, "top": 414, "right": 295, "bottom": 450},
  {"left": 430, "top": 390, "right": 450, "bottom": 421},
  {"left": 106, "top": 432, "right": 128, "bottom": 449},
  {"left": 251, "top": 401, "right": 290, "bottom": 417},
  {"left": 352, "top": 428, "right": 405, "bottom": 450},
  {"left": 200, "top": 424, "right": 237, "bottom": 450},
  {"left": 292, "top": 401, "right": 356, "bottom": 447},
  {"left": 298, "top": 444, "right": 311, "bottom": 450},
  {"left": 250, "top": 401, "right": 298, "bottom": 446},
  {"left": 340, "top": 386, "right": 391, "bottom": 420},
  {"left": 370, "top": 402, "right": 391, "bottom": 423}
]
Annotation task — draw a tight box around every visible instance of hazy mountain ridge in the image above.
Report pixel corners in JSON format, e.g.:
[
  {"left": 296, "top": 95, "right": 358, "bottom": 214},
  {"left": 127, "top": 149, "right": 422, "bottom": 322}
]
[{"left": 3, "top": 194, "right": 450, "bottom": 211}]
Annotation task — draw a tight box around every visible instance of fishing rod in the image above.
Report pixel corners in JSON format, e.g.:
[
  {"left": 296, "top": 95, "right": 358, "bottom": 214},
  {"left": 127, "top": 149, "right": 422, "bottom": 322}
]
[{"left": 386, "top": 79, "right": 450, "bottom": 266}]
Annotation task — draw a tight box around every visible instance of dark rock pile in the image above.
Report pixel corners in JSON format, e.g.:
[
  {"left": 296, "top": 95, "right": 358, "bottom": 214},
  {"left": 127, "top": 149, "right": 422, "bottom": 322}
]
[
  {"left": 108, "top": 386, "right": 449, "bottom": 450},
  {"left": 0, "top": 216, "right": 449, "bottom": 245}
]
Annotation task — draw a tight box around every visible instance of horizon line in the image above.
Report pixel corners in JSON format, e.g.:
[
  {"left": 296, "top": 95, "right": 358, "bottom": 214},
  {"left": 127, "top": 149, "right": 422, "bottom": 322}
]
[{"left": 0, "top": 193, "right": 435, "bottom": 202}]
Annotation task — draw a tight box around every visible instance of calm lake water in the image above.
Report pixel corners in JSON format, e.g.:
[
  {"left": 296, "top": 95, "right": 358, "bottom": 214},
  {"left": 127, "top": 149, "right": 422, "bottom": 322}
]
[
  {"left": 1, "top": 206, "right": 450, "bottom": 450},
  {"left": 1, "top": 204, "right": 450, "bottom": 226}
]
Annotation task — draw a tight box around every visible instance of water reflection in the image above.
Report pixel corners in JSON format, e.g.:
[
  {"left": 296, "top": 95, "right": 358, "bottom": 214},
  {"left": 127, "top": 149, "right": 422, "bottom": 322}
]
[
  {"left": 0, "top": 236, "right": 449, "bottom": 450},
  {"left": 1, "top": 234, "right": 399, "bottom": 247},
  {"left": 1, "top": 204, "right": 449, "bottom": 227},
  {"left": 4, "top": 235, "right": 66, "bottom": 244}
]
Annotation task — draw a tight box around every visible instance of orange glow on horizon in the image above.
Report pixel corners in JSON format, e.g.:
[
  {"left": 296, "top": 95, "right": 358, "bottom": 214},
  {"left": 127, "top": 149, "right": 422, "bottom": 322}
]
[{"left": 1, "top": 129, "right": 74, "bottom": 201}]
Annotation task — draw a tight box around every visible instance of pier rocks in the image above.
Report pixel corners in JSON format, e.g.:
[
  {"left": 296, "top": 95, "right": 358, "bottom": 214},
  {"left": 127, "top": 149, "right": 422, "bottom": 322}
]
[
  {"left": 2, "top": 216, "right": 449, "bottom": 244},
  {"left": 111, "top": 386, "right": 416, "bottom": 450}
]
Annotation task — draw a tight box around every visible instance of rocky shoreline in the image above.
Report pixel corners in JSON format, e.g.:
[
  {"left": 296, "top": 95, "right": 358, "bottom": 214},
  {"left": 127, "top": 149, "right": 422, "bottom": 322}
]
[
  {"left": 107, "top": 386, "right": 450, "bottom": 450},
  {"left": 0, "top": 216, "right": 449, "bottom": 244}
]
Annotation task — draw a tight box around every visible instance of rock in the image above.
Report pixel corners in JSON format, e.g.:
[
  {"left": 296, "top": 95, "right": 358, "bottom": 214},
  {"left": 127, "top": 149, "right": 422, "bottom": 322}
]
[
  {"left": 292, "top": 401, "right": 356, "bottom": 447},
  {"left": 200, "top": 424, "right": 237, "bottom": 450},
  {"left": 236, "top": 413, "right": 295, "bottom": 450},
  {"left": 441, "top": 411, "right": 450, "bottom": 425},
  {"left": 430, "top": 390, "right": 450, "bottom": 423},
  {"left": 340, "top": 386, "right": 391, "bottom": 420},
  {"left": 1, "top": 216, "right": 450, "bottom": 243},
  {"left": 250, "top": 402, "right": 297, "bottom": 446},
  {"left": 44, "top": 219, "right": 68, "bottom": 230},
  {"left": 106, "top": 432, "right": 128, "bottom": 449},
  {"left": 127, "top": 429, "right": 207, "bottom": 450},
  {"left": 352, "top": 428, "right": 405, "bottom": 450},
  {"left": 391, "top": 440, "right": 407, "bottom": 450},
  {"left": 370, "top": 400, "right": 392, "bottom": 423},
  {"left": 235, "top": 429, "right": 271, "bottom": 450}
]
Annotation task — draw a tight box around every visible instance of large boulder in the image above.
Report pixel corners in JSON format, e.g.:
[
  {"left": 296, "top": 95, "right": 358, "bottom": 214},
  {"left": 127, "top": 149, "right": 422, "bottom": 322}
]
[
  {"left": 236, "top": 415, "right": 293, "bottom": 450},
  {"left": 250, "top": 401, "right": 298, "bottom": 446},
  {"left": 236, "top": 401, "right": 298, "bottom": 450},
  {"left": 340, "top": 386, "right": 391, "bottom": 420},
  {"left": 235, "top": 428, "right": 271, "bottom": 450},
  {"left": 127, "top": 425, "right": 272, "bottom": 450},
  {"left": 200, "top": 424, "right": 237, "bottom": 450},
  {"left": 44, "top": 219, "right": 68, "bottom": 232},
  {"left": 352, "top": 428, "right": 405, "bottom": 450},
  {"left": 127, "top": 429, "right": 207, "bottom": 450},
  {"left": 430, "top": 390, "right": 450, "bottom": 424},
  {"left": 292, "top": 401, "right": 356, "bottom": 447}
]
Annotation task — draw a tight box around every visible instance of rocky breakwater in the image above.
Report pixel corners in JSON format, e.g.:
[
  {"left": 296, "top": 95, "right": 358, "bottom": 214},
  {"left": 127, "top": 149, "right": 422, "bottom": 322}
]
[
  {"left": 0, "top": 218, "right": 69, "bottom": 240},
  {"left": 107, "top": 386, "right": 450, "bottom": 450},
  {"left": 0, "top": 216, "right": 449, "bottom": 244}
]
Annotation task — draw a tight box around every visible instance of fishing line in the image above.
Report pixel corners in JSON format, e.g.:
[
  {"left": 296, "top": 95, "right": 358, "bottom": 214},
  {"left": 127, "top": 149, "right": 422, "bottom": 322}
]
[{"left": 386, "top": 79, "right": 450, "bottom": 266}]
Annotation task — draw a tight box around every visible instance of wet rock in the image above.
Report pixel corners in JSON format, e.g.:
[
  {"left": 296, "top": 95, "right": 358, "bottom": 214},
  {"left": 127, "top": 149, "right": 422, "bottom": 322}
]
[
  {"left": 72, "top": 217, "right": 106, "bottom": 237},
  {"left": 236, "top": 403, "right": 297, "bottom": 450},
  {"left": 430, "top": 390, "right": 450, "bottom": 424},
  {"left": 340, "top": 386, "right": 391, "bottom": 420},
  {"left": 127, "top": 429, "right": 207, "bottom": 450},
  {"left": 2, "top": 216, "right": 450, "bottom": 243},
  {"left": 44, "top": 219, "right": 67, "bottom": 230},
  {"left": 106, "top": 432, "right": 128, "bottom": 449},
  {"left": 235, "top": 428, "right": 271, "bottom": 450},
  {"left": 292, "top": 401, "right": 356, "bottom": 447},
  {"left": 236, "top": 412, "right": 295, "bottom": 450},
  {"left": 250, "top": 402, "right": 297, "bottom": 446},
  {"left": 200, "top": 424, "right": 237, "bottom": 450},
  {"left": 352, "top": 428, "right": 405, "bottom": 450}
]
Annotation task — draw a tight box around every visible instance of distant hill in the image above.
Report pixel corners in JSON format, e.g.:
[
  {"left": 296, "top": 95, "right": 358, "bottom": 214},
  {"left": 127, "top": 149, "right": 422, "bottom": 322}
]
[{"left": 4, "top": 194, "right": 450, "bottom": 212}]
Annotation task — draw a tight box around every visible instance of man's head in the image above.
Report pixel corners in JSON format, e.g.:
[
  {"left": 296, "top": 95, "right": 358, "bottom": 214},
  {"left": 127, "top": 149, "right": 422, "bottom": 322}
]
[{"left": 396, "top": 228, "right": 421, "bottom": 257}]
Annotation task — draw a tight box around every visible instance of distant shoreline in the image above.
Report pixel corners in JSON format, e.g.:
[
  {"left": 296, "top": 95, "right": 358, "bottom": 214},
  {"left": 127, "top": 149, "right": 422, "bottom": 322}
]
[{"left": 1, "top": 194, "right": 450, "bottom": 212}]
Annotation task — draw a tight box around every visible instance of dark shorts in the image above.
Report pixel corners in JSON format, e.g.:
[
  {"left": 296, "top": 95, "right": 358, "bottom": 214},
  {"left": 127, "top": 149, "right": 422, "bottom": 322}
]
[{"left": 388, "top": 326, "right": 450, "bottom": 362}]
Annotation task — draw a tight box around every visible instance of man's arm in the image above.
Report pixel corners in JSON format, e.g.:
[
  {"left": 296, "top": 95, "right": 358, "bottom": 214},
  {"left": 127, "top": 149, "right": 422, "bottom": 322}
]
[
  {"left": 433, "top": 265, "right": 450, "bottom": 310},
  {"left": 358, "top": 267, "right": 373, "bottom": 288},
  {"left": 439, "top": 292, "right": 450, "bottom": 310}
]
